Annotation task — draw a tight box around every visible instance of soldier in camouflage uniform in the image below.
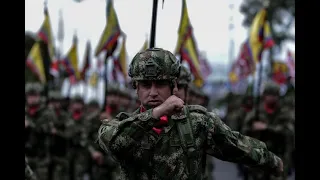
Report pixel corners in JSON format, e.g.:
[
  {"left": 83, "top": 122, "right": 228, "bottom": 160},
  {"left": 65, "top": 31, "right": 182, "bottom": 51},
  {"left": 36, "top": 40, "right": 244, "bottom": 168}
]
[
  {"left": 68, "top": 95, "right": 91, "bottom": 180},
  {"left": 47, "top": 90, "right": 74, "bottom": 180},
  {"left": 97, "top": 48, "right": 283, "bottom": 180},
  {"left": 105, "top": 83, "right": 121, "bottom": 119},
  {"left": 25, "top": 83, "right": 57, "bottom": 180},
  {"left": 177, "top": 66, "right": 215, "bottom": 180},
  {"left": 26, "top": 155, "right": 37, "bottom": 180},
  {"left": 85, "top": 100, "right": 120, "bottom": 180},
  {"left": 242, "top": 81, "right": 294, "bottom": 180}
]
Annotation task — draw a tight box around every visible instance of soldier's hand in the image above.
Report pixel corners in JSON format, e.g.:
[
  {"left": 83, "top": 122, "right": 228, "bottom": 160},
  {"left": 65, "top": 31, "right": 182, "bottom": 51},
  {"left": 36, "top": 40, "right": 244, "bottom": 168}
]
[
  {"left": 25, "top": 120, "right": 29, "bottom": 128},
  {"left": 252, "top": 121, "right": 267, "bottom": 131},
  {"left": 51, "top": 128, "right": 57, "bottom": 135},
  {"left": 272, "top": 159, "right": 284, "bottom": 177},
  {"left": 152, "top": 95, "right": 184, "bottom": 119},
  {"left": 92, "top": 151, "right": 104, "bottom": 165}
]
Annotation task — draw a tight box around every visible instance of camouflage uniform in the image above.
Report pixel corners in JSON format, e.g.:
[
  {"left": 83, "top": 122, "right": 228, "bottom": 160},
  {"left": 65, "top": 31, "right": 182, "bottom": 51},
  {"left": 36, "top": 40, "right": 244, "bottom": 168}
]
[
  {"left": 105, "top": 83, "right": 121, "bottom": 118},
  {"left": 86, "top": 100, "right": 120, "bottom": 180},
  {"left": 68, "top": 95, "right": 91, "bottom": 180},
  {"left": 26, "top": 156, "right": 37, "bottom": 180},
  {"left": 25, "top": 83, "right": 57, "bottom": 180},
  {"left": 177, "top": 67, "right": 215, "bottom": 180},
  {"left": 98, "top": 48, "right": 283, "bottom": 180},
  {"left": 47, "top": 91, "right": 74, "bottom": 180},
  {"left": 242, "top": 82, "right": 294, "bottom": 180}
]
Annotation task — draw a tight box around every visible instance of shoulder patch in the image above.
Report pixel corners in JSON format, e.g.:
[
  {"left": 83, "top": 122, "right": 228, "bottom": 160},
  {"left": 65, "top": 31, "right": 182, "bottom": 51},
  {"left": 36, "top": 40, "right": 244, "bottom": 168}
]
[
  {"left": 187, "top": 105, "right": 207, "bottom": 114},
  {"left": 115, "top": 112, "right": 131, "bottom": 121}
]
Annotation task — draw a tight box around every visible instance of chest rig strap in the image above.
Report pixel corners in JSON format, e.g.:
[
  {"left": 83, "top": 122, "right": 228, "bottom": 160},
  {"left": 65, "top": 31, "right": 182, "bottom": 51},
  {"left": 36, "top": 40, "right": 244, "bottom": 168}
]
[{"left": 175, "top": 106, "right": 200, "bottom": 179}]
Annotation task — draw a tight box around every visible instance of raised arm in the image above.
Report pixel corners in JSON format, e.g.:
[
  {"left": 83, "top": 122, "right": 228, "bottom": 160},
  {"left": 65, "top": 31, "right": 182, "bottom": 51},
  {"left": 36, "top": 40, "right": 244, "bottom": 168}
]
[
  {"left": 205, "top": 112, "right": 283, "bottom": 176},
  {"left": 98, "top": 109, "right": 159, "bottom": 161}
]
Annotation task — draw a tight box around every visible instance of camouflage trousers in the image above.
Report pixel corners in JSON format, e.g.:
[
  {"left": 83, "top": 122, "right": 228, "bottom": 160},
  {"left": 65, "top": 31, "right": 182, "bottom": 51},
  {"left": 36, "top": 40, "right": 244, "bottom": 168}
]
[
  {"left": 51, "top": 157, "right": 69, "bottom": 180},
  {"left": 69, "top": 150, "right": 90, "bottom": 180},
  {"left": 28, "top": 157, "right": 50, "bottom": 180},
  {"left": 204, "top": 156, "right": 215, "bottom": 180}
]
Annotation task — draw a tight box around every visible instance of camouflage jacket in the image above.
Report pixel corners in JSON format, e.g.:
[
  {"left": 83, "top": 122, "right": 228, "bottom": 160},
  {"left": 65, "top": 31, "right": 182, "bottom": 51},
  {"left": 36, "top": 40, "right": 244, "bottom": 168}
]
[
  {"left": 98, "top": 105, "right": 281, "bottom": 180},
  {"left": 25, "top": 106, "right": 57, "bottom": 158},
  {"left": 25, "top": 156, "right": 37, "bottom": 180}
]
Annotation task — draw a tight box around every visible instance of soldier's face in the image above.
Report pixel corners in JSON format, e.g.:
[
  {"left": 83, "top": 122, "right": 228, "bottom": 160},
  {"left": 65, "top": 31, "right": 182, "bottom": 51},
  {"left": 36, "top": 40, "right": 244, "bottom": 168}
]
[
  {"left": 137, "top": 80, "right": 171, "bottom": 108},
  {"left": 264, "top": 95, "right": 279, "bottom": 105},
  {"left": 26, "top": 94, "right": 41, "bottom": 105}
]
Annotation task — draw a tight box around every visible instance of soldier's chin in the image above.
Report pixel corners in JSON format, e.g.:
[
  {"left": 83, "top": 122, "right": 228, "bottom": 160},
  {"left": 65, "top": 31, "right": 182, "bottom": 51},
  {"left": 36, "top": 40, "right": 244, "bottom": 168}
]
[{"left": 148, "top": 101, "right": 161, "bottom": 107}]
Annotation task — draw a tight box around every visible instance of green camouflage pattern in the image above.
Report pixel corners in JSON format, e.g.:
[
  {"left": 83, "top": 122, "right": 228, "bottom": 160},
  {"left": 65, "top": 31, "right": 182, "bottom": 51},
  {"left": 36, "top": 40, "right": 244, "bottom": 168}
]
[
  {"left": 98, "top": 105, "right": 282, "bottom": 179},
  {"left": 48, "top": 90, "right": 62, "bottom": 100},
  {"left": 263, "top": 81, "right": 280, "bottom": 96},
  {"left": 242, "top": 107, "right": 294, "bottom": 180},
  {"left": 178, "top": 66, "right": 191, "bottom": 85},
  {"left": 25, "top": 82, "right": 43, "bottom": 94},
  {"left": 25, "top": 156, "right": 37, "bottom": 180},
  {"left": 128, "top": 48, "right": 180, "bottom": 81}
]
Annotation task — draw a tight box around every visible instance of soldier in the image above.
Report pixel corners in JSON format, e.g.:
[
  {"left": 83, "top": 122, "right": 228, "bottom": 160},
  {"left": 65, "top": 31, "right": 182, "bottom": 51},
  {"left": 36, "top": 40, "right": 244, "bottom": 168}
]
[
  {"left": 26, "top": 156, "right": 37, "bottom": 180},
  {"left": 68, "top": 95, "right": 91, "bottom": 180},
  {"left": 25, "top": 83, "right": 56, "bottom": 180},
  {"left": 85, "top": 99, "right": 120, "bottom": 180},
  {"left": 105, "top": 83, "right": 121, "bottom": 119},
  {"left": 177, "top": 66, "right": 215, "bottom": 180},
  {"left": 97, "top": 48, "right": 283, "bottom": 179},
  {"left": 47, "top": 90, "right": 74, "bottom": 180},
  {"left": 242, "top": 81, "right": 294, "bottom": 180}
]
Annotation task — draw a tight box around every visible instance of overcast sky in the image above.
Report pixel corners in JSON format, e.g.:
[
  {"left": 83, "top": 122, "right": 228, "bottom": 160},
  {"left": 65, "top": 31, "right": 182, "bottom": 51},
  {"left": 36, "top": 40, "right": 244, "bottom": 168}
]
[{"left": 25, "top": 0, "right": 295, "bottom": 101}]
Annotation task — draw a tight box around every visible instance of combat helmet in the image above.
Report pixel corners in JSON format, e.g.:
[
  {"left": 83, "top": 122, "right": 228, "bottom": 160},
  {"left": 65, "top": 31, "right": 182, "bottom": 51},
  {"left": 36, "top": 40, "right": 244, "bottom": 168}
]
[
  {"left": 177, "top": 65, "right": 191, "bottom": 86},
  {"left": 71, "top": 94, "right": 84, "bottom": 104},
  {"left": 128, "top": 48, "right": 181, "bottom": 88},
  {"left": 48, "top": 90, "right": 62, "bottom": 101},
  {"left": 25, "top": 82, "right": 43, "bottom": 95},
  {"left": 87, "top": 99, "right": 100, "bottom": 108},
  {"left": 263, "top": 81, "right": 280, "bottom": 96}
]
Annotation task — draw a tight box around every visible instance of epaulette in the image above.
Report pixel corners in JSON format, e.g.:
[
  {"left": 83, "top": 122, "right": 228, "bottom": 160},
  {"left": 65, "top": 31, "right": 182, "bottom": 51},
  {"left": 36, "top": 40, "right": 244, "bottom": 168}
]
[
  {"left": 187, "top": 105, "right": 207, "bottom": 114},
  {"left": 115, "top": 112, "right": 131, "bottom": 121}
]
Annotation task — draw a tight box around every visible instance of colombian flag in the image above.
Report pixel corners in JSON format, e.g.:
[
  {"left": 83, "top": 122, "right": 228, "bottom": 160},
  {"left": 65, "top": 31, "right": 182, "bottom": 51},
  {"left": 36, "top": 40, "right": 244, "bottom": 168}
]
[
  {"left": 81, "top": 41, "right": 91, "bottom": 81},
  {"left": 62, "top": 35, "right": 80, "bottom": 83},
  {"left": 26, "top": 42, "right": 46, "bottom": 84},
  {"left": 248, "top": 8, "right": 275, "bottom": 65},
  {"left": 38, "top": 6, "right": 55, "bottom": 61},
  {"left": 95, "top": 0, "right": 121, "bottom": 57}
]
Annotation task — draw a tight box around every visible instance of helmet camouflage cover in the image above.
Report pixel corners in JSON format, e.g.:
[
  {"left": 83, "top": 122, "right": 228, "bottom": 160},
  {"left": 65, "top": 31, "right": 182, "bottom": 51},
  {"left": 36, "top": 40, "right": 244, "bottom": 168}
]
[
  {"left": 128, "top": 48, "right": 181, "bottom": 81},
  {"left": 25, "top": 82, "right": 43, "bottom": 95},
  {"left": 263, "top": 81, "right": 280, "bottom": 96},
  {"left": 178, "top": 66, "right": 191, "bottom": 85}
]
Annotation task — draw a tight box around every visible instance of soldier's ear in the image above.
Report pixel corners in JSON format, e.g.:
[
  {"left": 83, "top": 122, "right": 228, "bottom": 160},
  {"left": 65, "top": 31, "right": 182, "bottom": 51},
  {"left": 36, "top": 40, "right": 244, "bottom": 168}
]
[{"left": 172, "top": 80, "right": 178, "bottom": 95}]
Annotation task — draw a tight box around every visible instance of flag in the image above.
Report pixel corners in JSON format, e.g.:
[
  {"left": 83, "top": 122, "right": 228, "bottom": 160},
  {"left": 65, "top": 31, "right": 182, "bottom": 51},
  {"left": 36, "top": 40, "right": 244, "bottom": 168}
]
[
  {"left": 61, "top": 35, "right": 80, "bottom": 84},
  {"left": 174, "top": 0, "right": 192, "bottom": 54},
  {"left": 117, "top": 37, "right": 128, "bottom": 80},
  {"left": 89, "top": 71, "right": 99, "bottom": 87},
  {"left": 81, "top": 41, "right": 91, "bottom": 80},
  {"left": 248, "top": 8, "right": 275, "bottom": 65},
  {"left": 180, "top": 36, "right": 203, "bottom": 87},
  {"left": 26, "top": 42, "right": 46, "bottom": 83},
  {"left": 199, "top": 53, "right": 212, "bottom": 79},
  {"left": 175, "top": 0, "right": 203, "bottom": 87},
  {"left": 272, "top": 61, "right": 288, "bottom": 85},
  {"left": 287, "top": 50, "right": 295, "bottom": 78},
  {"left": 95, "top": 0, "right": 121, "bottom": 57},
  {"left": 38, "top": 6, "right": 55, "bottom": 62},
  {"left": 140, "top": 38, "right": 148, "bottom": 52}
]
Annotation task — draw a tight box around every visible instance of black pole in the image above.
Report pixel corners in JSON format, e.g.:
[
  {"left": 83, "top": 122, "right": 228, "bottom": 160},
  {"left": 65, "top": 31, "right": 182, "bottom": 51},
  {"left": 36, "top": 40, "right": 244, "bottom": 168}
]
[
  {"left": 254, "top": 61, "right": 263, "bottom": 119},
  {"left": 102, "top": 55, "right": 109, "bottom": 111},
  {"left": 149, "top": 0, "right": 159, "bottom": 48}
]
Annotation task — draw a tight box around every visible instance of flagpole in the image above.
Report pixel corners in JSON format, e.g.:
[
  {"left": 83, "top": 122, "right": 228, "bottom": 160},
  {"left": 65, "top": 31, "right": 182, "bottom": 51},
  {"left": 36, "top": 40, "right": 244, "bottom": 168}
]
[
  {"left": 102, "top": 54, "right": 109, "bottom": 112},
  {"left": 254, "top": 0, "right": 270, "bottom": 120},
  {"left": 149, "top": 0, "right": 159, "bottom": 48}
]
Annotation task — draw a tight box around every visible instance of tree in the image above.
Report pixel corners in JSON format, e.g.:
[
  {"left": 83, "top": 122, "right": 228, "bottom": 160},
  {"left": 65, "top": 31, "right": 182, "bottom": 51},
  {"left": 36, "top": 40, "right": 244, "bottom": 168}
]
[{"left": 240, "top": 0, "right": 295, "bottom": 47}]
